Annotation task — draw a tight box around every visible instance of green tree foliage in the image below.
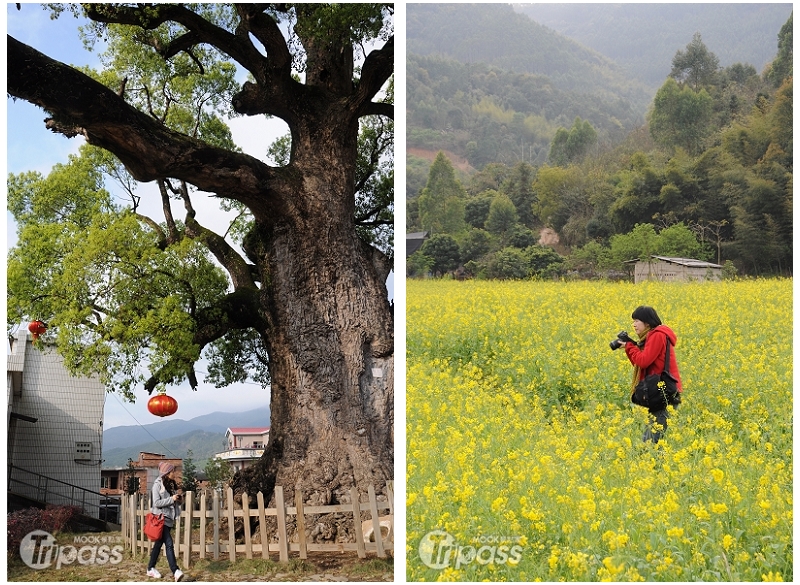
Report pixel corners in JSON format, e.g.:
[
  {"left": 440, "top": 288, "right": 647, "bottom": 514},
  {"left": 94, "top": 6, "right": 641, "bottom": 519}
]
[
  {"left": 8, "top": 149, "right": 227, "bottom": 398},
  {"left": 485, "top": 193, "right": 519, "bottom": 239},
  {"left": 487, "top": 248, "right": 529, "bottom": 280},
  {"left": 549, "top": 117, "right": 598, "bottom": 166},
  {"left": 417, "top": 152, "right": 467, "bottom": 234},
  {"left": 504, "top": 162, "right": 538, "bottom": 227},
  {"left": 526, "top": 246, "right": 565, "bottom": 276},
  {"left": 670, "top": 33, "right": 720, "bottom": 91},
  {"left": 407, "top": 154, "right": 433, "bottom": 199},
  {"left": 567, "top": 241, "right": 614, "bottom": 274},
  {"left": 486, "top": 245, "right": 564, "bottom": 280},
  {"left": 459, "top": 229, "right": 492, "bottom": 264},
  {"left": 533, "top": 165, "right": 589, "bottom": 232},
  {"left": 204, "top": 457, "right": 233, "bottom": 491},
  {"left": 406, "top": 251, "right": 435, "bottom": 278},
  {"left": 609, "top": 223, "right": 707, "bottom": 266},
  {"left": 649, "top": 78, "right": 713, "bottom": 154},
  {"left": 124, "top": 458, "right": 141, "bottom": 495},
  {"left": 767, "top": 13, "right": 792, "bottom": 87},
  {"left": 407, "top": 52, "right": 641, "bottom": 170},
  {"left": 464, "top": 192, "right": 495, "bottom": 229},
  {"left": 180, "top": 449, "right": 200, "bottom": 493},
  {"left": 508, "top": 225, "right": 538, "bottom": 249},
  {"left": 657, "top": 223, "right": 707, "bottom": 258},
  {"left": 420, "top": 234, "right": 461, "bottom": 275}
]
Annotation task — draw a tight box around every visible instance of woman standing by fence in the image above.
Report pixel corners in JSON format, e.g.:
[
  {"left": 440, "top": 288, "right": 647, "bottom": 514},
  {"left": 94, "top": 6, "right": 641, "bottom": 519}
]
[{"left": 146, "top": 462, "right": 185, "bottom": 581}]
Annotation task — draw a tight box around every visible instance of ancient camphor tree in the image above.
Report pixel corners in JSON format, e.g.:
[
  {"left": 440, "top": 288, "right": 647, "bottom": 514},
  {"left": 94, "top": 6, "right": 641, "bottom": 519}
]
[{"left": 7, "top": 4, "right": 394, "bottom": 518}]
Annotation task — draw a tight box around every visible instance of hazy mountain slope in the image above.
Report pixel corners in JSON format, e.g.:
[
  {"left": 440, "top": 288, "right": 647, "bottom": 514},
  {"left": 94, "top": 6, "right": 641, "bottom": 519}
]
[
  {"left": 408, "top": 3, "right": 654, "bottom": 113},
  {"left": 101, "top": 429, "right": 228, "bottom": 467},
  {"left": 102, "top": 406, "right": 270, "bottom": 451},
  {"left": 513, "top": 3, "right": 793, "bottom": 88}
]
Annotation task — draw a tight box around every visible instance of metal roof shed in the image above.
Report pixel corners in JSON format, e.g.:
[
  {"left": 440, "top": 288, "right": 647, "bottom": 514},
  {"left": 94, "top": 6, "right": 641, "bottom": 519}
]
[{"left": 631, "top": 256, "right": 723, "bottom": 283}]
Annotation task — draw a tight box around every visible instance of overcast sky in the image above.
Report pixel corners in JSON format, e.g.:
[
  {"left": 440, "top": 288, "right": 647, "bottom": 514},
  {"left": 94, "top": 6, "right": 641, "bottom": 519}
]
[{"left": 5, "top": 5, "right": 395, "bottom": 429}]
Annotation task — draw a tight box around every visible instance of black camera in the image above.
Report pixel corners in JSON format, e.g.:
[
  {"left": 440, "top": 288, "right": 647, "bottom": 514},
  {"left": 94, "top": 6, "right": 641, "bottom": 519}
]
[{"left": 609, "top": 330, "right": 636, "bottom": 350}]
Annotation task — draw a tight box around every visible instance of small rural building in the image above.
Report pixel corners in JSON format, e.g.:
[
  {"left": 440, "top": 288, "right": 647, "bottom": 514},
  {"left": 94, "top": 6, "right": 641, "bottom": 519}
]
[
  {"left": 101, "top": 451, "right": 184, "bottom": 497},
  {"left": 214, "top": 427, "right": 269, "bottom": 473},
  {"left": 631, "top": 256, "right": 723, "bottom": 283},
  {"left": 7, "top": 328, "right": 105, "bottom": 519},
  {"left": 406, "top": 232, "right": 428, "bottom": 257}
]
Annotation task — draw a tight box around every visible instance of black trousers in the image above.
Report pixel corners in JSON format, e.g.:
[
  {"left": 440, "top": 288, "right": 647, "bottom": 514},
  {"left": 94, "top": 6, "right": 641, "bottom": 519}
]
[
  {"left": 643, "top": 402, "right": 679, "bottom": 444},
  {"left": 148, "top": 524, "right": 179, "bottom": 573}
]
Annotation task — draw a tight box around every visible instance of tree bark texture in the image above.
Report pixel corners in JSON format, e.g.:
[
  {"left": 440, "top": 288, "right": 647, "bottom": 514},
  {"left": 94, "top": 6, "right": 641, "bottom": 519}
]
[{"left": 8, "top": 6, "right": 393, "bottom": 522}]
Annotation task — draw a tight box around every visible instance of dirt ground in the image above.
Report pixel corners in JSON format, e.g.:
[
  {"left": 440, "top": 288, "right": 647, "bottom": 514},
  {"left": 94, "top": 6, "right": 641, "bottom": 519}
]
[{"left": 7, "top": 532, "right": 393, "bottom": 582}]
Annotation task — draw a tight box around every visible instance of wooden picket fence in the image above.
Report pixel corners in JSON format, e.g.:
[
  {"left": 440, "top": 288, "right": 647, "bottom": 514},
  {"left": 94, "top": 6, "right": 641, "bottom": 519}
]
[{"left": 121, "top": 482, "right": 393, "bottom": 566}]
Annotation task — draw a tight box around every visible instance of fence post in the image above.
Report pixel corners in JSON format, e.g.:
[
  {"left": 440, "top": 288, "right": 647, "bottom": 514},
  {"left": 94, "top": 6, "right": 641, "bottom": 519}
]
[
  {"left": 351, "top": 486, "right": 366, "bottom": 559},
  {"left": 130, "top": 494, "right": 137, "bottom": 554},
  {"left": 243, "top": 492, "right": 253, "bottom": 560},
  {"left": 140, "top": 495, "right": 147, "bottom": 556},
  {"left": 275, "top": 486, "right": 289, "bottom": 563},
  {"left": 212, "top": 490, "right": 220, "bottom": 561},
  {"left": 183, "top": 491, "right": 193, "bottom": 568},
  {"left": 295, "top": 488, "right": 307, "bottom": 560},
  {"left": 120, "top": 495, "right": 126, "bottom": 546},
  {"left": 257, "top": 492, "right": 268, "bottom": 560},
  {"left": 368, "top": 484, "right": 386, "bottom": 558},
  {"left": 386, "top": 481, "right": 394, "bottom": 516},
  {"left": 199, "top": 491, "right": 207, "bottom": 560},
  {"left": 227, "top": 487, "right": 236, "bottom": 563},
  {"left": 125, "top": 495, "right": 129, "bottom": 552}
]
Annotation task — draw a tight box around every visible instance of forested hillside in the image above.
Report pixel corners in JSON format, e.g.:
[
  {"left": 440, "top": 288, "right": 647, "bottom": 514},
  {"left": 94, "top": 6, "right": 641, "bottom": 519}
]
[
  {"left": 408, "top": 55, "right": 641, "bottom": 172},
  {"left": 407, "top": 6, "right": 792, "bottom": 278},
  {"left": 408, "top": 4, "right": 653, "bottom": 110},
  {"left": 513, "top": 3, "right": 793, "bottom": 89}
]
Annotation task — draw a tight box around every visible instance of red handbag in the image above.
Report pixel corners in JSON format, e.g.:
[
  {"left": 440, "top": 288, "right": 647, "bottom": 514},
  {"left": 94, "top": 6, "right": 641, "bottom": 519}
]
[{"left": 144, "top": 512, "right": 165, "bottom": 541}]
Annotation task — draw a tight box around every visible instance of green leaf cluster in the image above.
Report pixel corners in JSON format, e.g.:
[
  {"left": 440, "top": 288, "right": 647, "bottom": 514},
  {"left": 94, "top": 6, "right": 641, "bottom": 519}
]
[{"left": 8, "top": 147, "right": 230, "bottom": 400}]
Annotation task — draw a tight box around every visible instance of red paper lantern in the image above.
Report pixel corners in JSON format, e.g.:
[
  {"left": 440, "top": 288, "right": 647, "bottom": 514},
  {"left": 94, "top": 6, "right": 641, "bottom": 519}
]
[
  {"left": 148, "top": 393, "right": 178, "bottom": 417},
  {"left": 28, "top": 320, "right": 47, "bottom": 340}
]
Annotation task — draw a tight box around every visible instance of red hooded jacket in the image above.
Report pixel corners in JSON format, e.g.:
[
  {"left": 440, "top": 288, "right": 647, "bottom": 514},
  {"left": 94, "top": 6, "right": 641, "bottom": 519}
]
[{"left": 624, "top": 325, "right": 683, "bottom": 392}]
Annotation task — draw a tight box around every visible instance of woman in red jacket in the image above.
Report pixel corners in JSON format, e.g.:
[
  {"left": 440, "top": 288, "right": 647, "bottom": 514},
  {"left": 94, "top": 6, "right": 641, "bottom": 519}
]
[{"left": 623, "top": 306, "right": 683, "bottom": 443}]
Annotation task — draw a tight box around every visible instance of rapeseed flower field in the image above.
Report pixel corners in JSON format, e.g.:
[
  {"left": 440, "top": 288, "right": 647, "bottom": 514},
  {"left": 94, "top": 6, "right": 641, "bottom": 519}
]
[{"left": 406, "top": 279, "right": 792, "bottom": 581}]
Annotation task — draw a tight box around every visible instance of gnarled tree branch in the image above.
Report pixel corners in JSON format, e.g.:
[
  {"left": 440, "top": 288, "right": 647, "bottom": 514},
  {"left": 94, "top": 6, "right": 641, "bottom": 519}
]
[{"left": 8, "top": 35, "right": 285, "bottom": 216}]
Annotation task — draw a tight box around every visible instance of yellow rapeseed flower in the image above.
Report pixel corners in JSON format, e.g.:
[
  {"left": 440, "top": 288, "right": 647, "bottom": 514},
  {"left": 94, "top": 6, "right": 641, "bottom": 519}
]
[{"left": 710, "top": 502, "right": 728, "bottom": 514}]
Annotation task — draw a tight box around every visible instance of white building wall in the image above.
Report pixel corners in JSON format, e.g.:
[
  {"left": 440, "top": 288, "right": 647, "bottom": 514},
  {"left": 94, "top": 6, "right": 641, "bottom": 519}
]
[
  {"left": 635, "top": 261, "right": 721, "bottom": 283},
  {"left": 7, "top": 331, "right": 105, "bottom": 513}
]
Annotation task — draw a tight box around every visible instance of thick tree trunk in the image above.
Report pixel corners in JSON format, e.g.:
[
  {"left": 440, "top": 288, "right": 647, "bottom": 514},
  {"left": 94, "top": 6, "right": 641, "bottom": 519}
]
[{"left": 235, "top": 128, "right": 394, "bottom": 512}]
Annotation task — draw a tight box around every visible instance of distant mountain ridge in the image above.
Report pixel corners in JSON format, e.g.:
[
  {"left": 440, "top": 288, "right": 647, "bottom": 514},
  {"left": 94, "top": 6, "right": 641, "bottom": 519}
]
[
  {"left": 512, "top": 3, "right": 793, "bottom": 89},
  {"left": 102, "top": 430, "right": 227, "bottom": 468},
  {"left": 102, "top": 406, "right": 271, "bottom": 464}
]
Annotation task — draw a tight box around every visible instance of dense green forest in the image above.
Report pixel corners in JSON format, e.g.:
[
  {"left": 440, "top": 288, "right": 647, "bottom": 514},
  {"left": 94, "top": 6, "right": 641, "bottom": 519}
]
[{"left": 407, "top": 8, "right": 792, "bottom": 278}]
